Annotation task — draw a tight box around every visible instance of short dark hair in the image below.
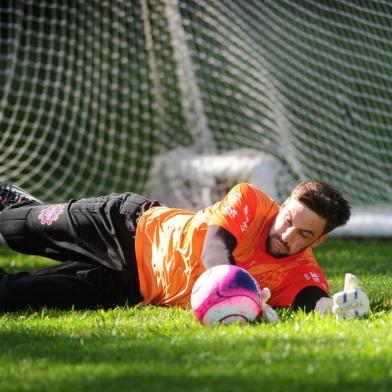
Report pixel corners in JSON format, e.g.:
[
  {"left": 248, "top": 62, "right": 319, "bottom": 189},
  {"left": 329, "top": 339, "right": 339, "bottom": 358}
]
[{"left": 290, "top": 179, "right": 351, "bottom": 234}]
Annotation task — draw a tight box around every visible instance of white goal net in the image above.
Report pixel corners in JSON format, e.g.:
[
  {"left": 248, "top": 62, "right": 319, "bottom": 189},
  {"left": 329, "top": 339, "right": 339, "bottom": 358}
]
[{"left": 1, "top": 1, "right": 392, "bottom": 236}]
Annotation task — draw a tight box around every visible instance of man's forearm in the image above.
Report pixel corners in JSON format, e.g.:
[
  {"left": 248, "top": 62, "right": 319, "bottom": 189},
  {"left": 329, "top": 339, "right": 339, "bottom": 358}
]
[{"left": 201, "top": 225, "right": 237, "bottom": 269}]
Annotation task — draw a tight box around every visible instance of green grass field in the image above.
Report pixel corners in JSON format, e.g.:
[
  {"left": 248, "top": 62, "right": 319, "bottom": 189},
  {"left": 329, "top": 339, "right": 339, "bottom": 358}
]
[{"left": 0, "top": 239, "right": 391, "bottom": 392}]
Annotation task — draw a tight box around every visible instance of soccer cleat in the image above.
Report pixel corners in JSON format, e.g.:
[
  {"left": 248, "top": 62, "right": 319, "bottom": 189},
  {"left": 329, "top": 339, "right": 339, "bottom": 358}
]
[{"left": 0, "top": 182, "right": 42, "bottom": 211}]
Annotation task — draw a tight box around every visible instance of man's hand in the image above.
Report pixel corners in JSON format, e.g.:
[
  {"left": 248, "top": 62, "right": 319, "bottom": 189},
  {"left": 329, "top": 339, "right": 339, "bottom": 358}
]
[
  {"left": 316, "top": 273, "right": 370, "bottom": 319},
  {"left": 332, "top": 273, "right": 370, "bottom": 319},
  {"left": 259, "top": 287, "right": 280, "bottom": 323}
]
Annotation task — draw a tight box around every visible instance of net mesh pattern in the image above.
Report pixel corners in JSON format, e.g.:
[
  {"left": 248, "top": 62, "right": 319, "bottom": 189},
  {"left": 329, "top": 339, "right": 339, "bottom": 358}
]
[{"left": 1, "top": 0, "right": 391, "bottom": 205}]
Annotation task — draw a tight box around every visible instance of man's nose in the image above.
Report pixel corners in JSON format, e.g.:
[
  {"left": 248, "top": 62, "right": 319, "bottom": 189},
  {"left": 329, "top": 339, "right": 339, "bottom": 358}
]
[{"left": 281, "top": 227, "right": 295, "bottom": 242}]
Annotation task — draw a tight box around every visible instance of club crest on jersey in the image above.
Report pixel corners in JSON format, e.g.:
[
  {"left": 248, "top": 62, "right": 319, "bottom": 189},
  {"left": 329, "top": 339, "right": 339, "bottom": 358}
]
[{"left": 38, "top": 205, "right": 65, "bottom": 225}]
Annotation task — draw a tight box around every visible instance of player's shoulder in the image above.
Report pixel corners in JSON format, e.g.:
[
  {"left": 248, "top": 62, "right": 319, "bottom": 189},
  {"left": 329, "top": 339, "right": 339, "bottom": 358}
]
[
  {"left": 229, "top": 183, "right": 273, "bottom": 200},
  {"left": 229, "top": 183, "right": 276, "bottom": 209},
  {"left": 220, "top": 183, "right": 276, "bottom": 222}
]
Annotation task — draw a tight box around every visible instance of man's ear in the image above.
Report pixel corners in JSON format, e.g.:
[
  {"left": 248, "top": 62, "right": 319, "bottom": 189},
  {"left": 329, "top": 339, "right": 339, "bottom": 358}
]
[{"left": 312, "top": 234, "right": 328, "bottom": 248}]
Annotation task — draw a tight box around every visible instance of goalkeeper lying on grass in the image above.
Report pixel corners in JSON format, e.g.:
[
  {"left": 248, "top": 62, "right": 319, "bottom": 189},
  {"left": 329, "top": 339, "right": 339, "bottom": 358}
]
[{"left": 0, "top": 179, "right": 370, "bottom": 320}]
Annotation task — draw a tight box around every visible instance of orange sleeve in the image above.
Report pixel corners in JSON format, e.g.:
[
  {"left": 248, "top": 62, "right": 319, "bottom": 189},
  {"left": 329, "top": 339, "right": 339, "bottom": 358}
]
[
  {"left": 203, "top": 183, "right": 259, "bottom": 242},
  {"left": 268, "top": 264, "right": 329, "bottom": 308}
]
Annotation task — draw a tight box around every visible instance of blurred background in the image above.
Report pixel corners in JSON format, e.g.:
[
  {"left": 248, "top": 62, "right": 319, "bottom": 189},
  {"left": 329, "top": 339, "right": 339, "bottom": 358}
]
[{"left": 1, "top": 0, "right": 391, "bottom": 235}]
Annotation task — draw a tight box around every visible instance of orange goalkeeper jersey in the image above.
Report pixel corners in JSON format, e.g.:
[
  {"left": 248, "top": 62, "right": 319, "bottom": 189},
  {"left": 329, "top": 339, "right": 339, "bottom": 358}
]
[{"left": 135, "top": 183, "right": 328, "bottom": 308}]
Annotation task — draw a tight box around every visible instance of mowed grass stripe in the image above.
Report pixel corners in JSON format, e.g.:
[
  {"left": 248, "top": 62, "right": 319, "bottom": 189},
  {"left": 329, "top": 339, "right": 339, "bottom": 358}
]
[{"left": 0, "top": 240, "right": 391, "bottom": 392}]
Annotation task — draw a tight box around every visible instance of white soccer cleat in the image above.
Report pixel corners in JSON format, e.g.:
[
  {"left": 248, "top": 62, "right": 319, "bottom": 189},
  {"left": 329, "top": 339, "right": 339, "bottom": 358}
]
[{"left": 332, "top": 273, "right": 370, "bottom": 319}]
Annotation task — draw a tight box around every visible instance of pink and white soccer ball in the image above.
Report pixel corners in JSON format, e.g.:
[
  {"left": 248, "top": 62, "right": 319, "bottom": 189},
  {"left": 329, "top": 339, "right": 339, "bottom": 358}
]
[{"left": 191, "top": 265, "right": 262, "bottom": 325}]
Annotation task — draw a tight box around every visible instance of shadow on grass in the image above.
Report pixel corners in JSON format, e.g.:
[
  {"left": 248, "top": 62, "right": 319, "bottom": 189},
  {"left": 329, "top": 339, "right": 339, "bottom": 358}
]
[{"left": 0, "top": 328, "right": 391, "bottom": 392}]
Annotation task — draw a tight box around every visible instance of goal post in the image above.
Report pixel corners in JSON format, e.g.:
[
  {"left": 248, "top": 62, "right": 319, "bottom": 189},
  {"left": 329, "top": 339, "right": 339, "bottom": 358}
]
[{"left": 0, "top": 0, "right": 391, "bottom": 237}]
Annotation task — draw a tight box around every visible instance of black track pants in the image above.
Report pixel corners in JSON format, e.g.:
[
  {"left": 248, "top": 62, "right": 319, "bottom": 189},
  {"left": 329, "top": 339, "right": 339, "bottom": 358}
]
[{"left": 0, "top": 193, "right": 159, "bottom": 310}]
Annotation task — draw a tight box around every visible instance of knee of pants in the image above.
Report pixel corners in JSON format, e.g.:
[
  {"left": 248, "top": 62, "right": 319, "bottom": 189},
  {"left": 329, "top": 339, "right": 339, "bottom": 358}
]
[
  {"left": 0, "top": 206, "right": 30, "bottom": 236},
  {"left": 0, "top": 206, "right": 45, "bottom": 254},
  {"left": 0, "top": 208, "right": 31, "bottom": 249}
]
